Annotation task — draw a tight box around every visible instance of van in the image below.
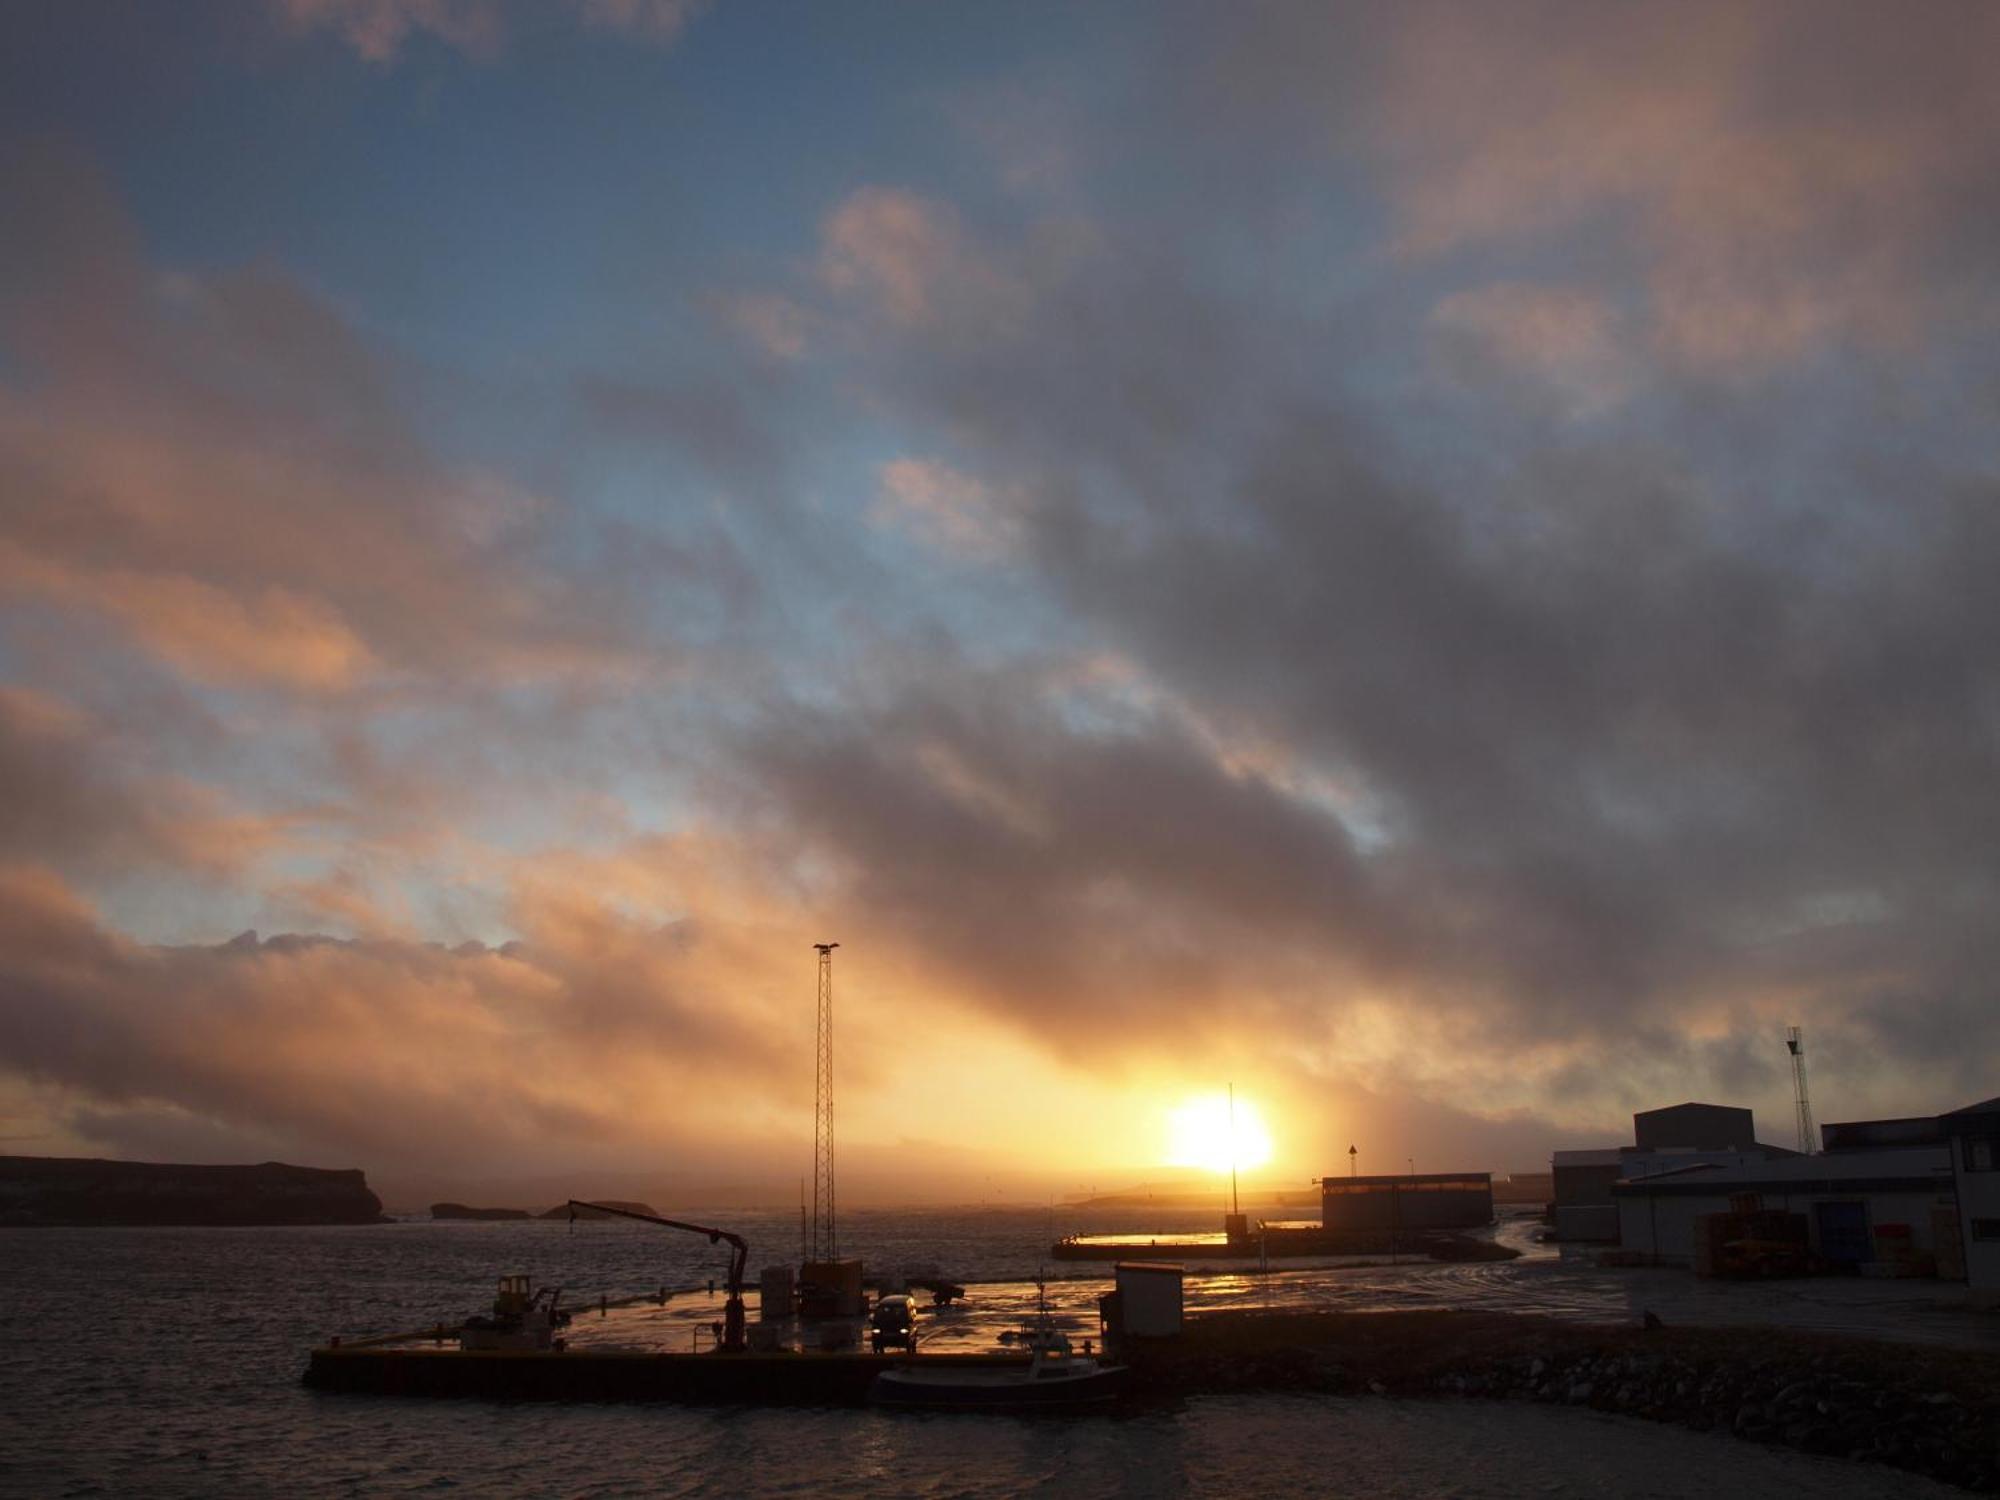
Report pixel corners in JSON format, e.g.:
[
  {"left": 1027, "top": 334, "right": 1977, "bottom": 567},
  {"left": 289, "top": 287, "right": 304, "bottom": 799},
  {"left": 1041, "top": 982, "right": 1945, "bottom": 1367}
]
[{"left": 869, "top": 1293, "right": 917, "bottom": 1352}]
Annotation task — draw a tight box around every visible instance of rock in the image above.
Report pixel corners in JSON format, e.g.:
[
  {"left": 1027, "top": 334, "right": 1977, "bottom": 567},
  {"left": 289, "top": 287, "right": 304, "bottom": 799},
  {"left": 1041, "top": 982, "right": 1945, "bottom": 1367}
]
[{"left": 0, "top": 1155, "right": 386, "bottom": 1226}]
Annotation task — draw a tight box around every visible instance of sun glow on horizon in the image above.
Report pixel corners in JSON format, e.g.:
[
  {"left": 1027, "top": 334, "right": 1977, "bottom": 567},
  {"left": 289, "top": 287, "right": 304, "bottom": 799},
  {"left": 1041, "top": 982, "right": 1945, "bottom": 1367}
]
[{"left": 1164, "top": 1093, "right": 1274, "bottom": 1174}]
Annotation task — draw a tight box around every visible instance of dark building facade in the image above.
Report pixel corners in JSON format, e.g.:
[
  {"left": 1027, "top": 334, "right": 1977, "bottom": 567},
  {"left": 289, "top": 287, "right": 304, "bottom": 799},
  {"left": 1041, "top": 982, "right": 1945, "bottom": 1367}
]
[
  {"left": 1320, "top": 1172, "right": 1493, "bottom": 1232},
  {"left": 1633, "top": 1102, "right": 1757, "bottom": 1152}
]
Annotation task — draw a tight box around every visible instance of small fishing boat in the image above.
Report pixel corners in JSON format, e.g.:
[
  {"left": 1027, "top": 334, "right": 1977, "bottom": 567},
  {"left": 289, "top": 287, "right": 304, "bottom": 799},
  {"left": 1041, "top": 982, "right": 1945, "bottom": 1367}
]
[{"left": 871, "top": 1292, "right": 1127, "bottom": 1409}]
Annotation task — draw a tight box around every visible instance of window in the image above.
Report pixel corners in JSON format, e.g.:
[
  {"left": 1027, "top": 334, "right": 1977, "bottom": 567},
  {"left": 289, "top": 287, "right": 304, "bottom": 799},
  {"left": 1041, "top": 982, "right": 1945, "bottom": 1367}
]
[
  {"left": 1971, "top": 1219, "right": 2000, "bottom": 1243},
  {"left": 1964, "top": 1136, "right": 1997, "bottom": 1173}
]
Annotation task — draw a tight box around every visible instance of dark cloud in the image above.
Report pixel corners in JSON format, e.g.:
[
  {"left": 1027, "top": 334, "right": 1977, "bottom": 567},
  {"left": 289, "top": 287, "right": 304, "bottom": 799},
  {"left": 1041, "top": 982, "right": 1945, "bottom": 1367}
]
[{"left": 741, "top": 1, "right": 2000, "bottom": 1130}]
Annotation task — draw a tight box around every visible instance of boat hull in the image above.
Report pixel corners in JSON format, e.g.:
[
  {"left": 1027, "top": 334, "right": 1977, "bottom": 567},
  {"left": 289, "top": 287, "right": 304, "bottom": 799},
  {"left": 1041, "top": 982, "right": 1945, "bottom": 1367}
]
[{"left": 870, "top": 1363, "right": 1129, "bottom": 1409}]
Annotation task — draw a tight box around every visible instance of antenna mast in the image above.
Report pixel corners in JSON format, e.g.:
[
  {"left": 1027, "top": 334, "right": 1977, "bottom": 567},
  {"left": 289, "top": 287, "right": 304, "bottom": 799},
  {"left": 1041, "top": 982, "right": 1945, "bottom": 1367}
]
[
  {"left": 1786, "top": 1025, "right": 1815, "bottom": 1155},
  {"left": 811, "top": 942, "right": 839, "bottom": 1260}
]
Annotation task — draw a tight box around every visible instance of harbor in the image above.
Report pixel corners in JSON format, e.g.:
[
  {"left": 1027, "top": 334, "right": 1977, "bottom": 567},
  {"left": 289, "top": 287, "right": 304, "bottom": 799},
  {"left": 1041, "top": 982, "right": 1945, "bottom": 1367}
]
[{"left": 290, "top": 1224, "right": 2000, "bottom": 1488}]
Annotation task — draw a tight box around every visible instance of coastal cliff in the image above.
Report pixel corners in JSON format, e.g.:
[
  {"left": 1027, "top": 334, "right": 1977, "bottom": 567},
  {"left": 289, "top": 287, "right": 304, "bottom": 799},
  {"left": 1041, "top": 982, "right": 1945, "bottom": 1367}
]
[{"left": 0, "top": 1155, "right": 387, "bottom": 1226}]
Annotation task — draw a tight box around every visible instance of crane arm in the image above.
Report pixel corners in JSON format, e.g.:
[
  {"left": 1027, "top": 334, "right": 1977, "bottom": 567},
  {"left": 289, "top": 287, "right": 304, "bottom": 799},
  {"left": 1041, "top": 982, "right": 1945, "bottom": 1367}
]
[{"left": 563, "top": 1200, "right": 748, "bottom": 1293}]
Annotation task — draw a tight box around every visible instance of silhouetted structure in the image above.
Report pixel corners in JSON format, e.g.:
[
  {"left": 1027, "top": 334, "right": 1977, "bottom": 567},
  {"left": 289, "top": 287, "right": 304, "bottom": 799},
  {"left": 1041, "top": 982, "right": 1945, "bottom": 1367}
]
[{"left": 1320, "top": 1172, "right": 1492, "bottom": 1231}]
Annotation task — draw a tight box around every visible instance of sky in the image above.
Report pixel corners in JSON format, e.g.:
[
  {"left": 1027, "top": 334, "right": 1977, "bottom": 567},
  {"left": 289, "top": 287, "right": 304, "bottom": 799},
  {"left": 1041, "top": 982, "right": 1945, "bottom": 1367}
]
[{"left": 2, "top": 0, "right": 1998, "bottom": 1209}]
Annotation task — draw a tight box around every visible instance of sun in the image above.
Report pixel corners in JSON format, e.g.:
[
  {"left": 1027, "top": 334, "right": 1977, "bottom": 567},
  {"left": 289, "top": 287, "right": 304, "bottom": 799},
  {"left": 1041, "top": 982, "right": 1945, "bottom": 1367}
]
[{"left": 1165, "top": 1093, "right": 1273, "bottom": 1174}]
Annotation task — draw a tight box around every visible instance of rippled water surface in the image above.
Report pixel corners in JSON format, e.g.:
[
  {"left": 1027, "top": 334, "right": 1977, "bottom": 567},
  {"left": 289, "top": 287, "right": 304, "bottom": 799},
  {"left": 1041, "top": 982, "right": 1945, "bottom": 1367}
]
[{"left": 0, "top": 1209, "right": 1981, "bottom": 1497}]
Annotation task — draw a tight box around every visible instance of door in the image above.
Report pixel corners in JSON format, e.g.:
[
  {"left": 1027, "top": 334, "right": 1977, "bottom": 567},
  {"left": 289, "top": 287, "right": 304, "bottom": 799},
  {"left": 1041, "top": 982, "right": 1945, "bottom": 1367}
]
[{"left": 1814, "top": 1200, "right": 1870, "bottom": 1269}]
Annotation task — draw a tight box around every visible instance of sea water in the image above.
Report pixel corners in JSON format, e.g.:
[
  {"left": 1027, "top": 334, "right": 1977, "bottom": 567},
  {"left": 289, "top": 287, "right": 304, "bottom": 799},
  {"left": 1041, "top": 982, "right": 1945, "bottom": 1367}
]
[{"left": 0, "top": 1209, "right": 1971, "bottom": 1498}]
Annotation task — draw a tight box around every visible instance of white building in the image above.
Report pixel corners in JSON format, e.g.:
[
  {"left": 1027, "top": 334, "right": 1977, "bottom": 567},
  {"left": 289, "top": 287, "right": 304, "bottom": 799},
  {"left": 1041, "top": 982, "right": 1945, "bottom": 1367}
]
[{"left": 1943, "top": 1096, "right": 2000, "bottom": 1304}]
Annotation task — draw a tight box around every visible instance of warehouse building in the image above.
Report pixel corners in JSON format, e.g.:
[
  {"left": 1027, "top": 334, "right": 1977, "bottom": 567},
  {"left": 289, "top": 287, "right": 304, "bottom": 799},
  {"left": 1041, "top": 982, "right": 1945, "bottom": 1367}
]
[
  {"left": 1612, "top": 1144, "right": 1955, "bottom": 1269},
  {"left": 1549, "top": 1102, "right": 1792, "bottom": 1242},
  {"left": 1321, "top": 1172, "right": 1493, "bottom": 1232}
]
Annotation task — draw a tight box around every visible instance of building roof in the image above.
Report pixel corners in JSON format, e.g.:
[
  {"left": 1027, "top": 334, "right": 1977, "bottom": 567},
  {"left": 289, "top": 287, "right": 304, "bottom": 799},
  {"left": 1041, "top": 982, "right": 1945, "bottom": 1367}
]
[
  {"left": 1638, "top": 1101, "right": 1742, "bottom": 1114},
  {"left": 1609, "top": 1143, "right": 1951, "bottom": 1198},
  {"left": 1942, "top": 1095, "right": 2000, "bottom": 1120}
]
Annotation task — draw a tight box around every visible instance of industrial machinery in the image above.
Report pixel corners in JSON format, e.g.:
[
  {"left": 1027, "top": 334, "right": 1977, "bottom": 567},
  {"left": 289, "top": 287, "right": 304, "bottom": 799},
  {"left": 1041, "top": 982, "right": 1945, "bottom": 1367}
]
[
  {"left": 459, "top": 1274, "right": 570, "bottom": 1350},
  {"left": 565, "top": 1200, "right": 749, "bottom": 1353}
]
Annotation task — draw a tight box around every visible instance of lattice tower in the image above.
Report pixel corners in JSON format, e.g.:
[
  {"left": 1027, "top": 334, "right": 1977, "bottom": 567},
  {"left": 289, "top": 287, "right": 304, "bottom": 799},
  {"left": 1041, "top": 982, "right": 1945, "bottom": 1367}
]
[
  {"left": 812, "top": 942, "right": 839, "bottom": 1260},
  {"left": 1786, "top": 1025, "right": 1815, "bottom": 1156}
]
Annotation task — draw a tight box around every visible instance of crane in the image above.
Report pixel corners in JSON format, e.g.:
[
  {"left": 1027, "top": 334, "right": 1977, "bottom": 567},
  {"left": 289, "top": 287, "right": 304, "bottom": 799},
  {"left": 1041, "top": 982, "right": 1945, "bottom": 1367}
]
[{"left": 566, "top": 1200, "right": 749, "bottom": 1353}]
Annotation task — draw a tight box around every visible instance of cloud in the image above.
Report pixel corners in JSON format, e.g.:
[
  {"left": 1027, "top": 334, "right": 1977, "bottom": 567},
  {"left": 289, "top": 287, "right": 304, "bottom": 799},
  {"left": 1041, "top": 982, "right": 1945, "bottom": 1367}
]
[
  {"left": 871, "top": 458, "right": 1023, "bottom": 560},
  {"left": 574, "top": 0, "right": 707, "bottom": 46},
  {"left": 7, "top": 5, "right": 2000, "bottom": 1188},
  {"left": 820, "top": 187, "right": 1035, "bottom": 339},
  {"left": 0, "top": 686, "right": 284, "bottom": 878},
  {"left": 700, "top": 5, "right": 2000, "bottom": 1137},
  {"left": 0, "top": 546, "right": 378, "bottom": 692},
  {"left": 1429, "top": 283, "right": 1636, "bottom": 417},
  {"left": 715, "top": 292, "right": 810, "bottom": 362},
  {"left": 0, "top": 142, "right": 647, "bottom": 697},
  {"left": 270, "top": 0, "right": 708, "bottom": 62},
  {"left": 1369, "top": 2, "right": 2000, "bottom": 369},
  {"left": 0, "top": 862, "right": 812, "bottom": 1176},
  {"left": 270, "top": 0, "right": 503, "bottom": 63}
]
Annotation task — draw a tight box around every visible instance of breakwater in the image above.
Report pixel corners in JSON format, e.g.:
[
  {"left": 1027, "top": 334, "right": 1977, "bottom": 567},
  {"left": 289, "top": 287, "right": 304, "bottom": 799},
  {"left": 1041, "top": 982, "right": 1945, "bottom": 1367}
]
[
  {"left": 303, "top": 1300, "right": 2000, "bottom": 1492},
  {"left": 1125, "top": 1310, "right": 2000, "bottom": 1493}
]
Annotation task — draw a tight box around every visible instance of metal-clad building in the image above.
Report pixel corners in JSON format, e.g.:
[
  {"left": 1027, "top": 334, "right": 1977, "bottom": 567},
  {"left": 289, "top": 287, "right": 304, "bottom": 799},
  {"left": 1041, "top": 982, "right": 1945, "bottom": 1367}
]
[
  {"left": 1550, "top": 1149, "right": 1625, "bottom": 1242},
  {"left": 1633, "top": 1102, "right": 1757, "bottom": 1152},
  {"left": 1612, "top": 1147, "right": 1954, "bottom": 1268},
  {"left": 1321, "top": 1172, "right": 1493, "bottom": 1231}
]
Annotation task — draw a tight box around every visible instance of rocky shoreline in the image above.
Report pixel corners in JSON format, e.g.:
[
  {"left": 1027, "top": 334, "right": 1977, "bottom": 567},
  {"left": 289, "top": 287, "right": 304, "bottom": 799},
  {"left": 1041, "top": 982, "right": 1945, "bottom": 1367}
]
[{"left": 1128, "top": 1310, "right": 2000, "bottom": 1493}]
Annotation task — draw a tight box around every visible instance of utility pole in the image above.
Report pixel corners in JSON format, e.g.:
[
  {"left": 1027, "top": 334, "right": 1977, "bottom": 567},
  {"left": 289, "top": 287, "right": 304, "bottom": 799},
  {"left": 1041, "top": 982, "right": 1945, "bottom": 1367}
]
[
  {"left": 1228, "top": 1083, "right": 1240, "bottom": 1217},
  {"left": 812, "top": 942, "right": 839, "bottom": 1260}
]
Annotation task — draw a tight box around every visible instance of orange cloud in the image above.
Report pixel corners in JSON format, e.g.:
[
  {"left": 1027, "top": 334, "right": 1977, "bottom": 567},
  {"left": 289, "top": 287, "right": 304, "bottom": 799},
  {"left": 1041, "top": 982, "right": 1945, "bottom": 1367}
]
[{"left": 1, "top": 545, "right": 377, "bottom": 692}]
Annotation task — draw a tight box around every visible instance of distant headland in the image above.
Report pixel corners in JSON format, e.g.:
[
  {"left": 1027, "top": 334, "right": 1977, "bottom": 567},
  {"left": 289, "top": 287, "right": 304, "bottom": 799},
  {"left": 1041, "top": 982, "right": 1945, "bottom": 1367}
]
[{"left": 0, "top": 1155, "right": 388, "bottom": 1226}]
